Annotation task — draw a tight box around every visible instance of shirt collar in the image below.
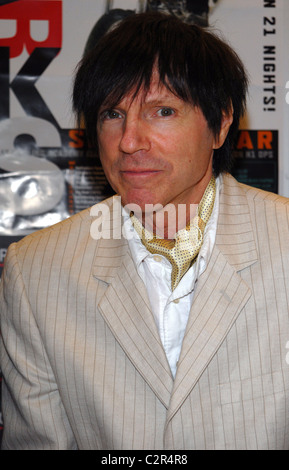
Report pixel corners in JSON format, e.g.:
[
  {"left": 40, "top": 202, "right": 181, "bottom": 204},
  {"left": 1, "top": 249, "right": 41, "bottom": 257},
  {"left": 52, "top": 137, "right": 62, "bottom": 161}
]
[{"left": 122, "top": 175, "right": 221, "bottom": 293}]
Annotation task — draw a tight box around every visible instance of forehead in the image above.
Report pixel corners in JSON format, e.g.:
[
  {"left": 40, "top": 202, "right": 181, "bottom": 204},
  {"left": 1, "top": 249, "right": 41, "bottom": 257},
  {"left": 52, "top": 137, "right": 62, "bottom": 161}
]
[
  {"left": 102, "top": 69, "right": 187, "bottom": 110},
  {"left": 120, "top": 80, "right": 184, "bottom": 108}
]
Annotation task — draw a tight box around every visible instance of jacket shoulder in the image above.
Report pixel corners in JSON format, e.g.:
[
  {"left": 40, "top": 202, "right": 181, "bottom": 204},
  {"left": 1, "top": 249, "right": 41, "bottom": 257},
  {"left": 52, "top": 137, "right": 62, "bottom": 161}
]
[
  {"left": 240, "top": 181, "right": 289, "bottom": 207},
  {"left": 8, "top": 197, "right": 116, "bottom": 267},
  {"left": 223, "top": 173, "right": 289, "bottom": 208}
]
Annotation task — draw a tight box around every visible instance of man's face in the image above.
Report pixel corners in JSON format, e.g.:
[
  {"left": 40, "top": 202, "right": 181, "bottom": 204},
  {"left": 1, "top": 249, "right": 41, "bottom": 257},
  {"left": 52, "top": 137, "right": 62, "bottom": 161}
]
[{"left": 97, "top": 76, "right": 230, "bottom": 215}]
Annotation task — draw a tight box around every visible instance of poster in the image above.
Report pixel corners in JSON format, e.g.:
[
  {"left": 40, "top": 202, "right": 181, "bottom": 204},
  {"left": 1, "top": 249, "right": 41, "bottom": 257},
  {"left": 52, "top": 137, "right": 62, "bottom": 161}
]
[
  {"left": 0, "top": 0, "right": 289, "bottom": 447},
  {"left": 210, "top": 0, "right": 288, "bottom": 195}
]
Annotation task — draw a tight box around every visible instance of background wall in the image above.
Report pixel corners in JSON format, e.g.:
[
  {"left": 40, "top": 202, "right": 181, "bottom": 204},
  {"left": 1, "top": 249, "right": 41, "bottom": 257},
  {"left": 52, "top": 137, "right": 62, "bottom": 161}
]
[{"left": 0, "top": 0, "right": 288, "bottom": 446}]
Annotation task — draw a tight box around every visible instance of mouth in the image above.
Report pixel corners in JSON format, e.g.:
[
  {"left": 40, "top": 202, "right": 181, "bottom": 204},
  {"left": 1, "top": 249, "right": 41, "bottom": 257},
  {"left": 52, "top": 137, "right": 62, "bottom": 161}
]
[{"left": 121, "top": 169, "right": 161, "bottom": 177}]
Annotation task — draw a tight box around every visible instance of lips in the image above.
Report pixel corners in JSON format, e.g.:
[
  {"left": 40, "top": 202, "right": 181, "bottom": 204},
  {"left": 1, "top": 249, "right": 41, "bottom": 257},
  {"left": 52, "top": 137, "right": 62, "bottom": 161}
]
[
  {"left": 120, "top": 168, "right": 161, "bottom": 178},
  {"left": 123, "top": 170, "right": 159, "bottom": 174},
  {"left": 121, "top": 168, "right": 160, "bottom": 174}
]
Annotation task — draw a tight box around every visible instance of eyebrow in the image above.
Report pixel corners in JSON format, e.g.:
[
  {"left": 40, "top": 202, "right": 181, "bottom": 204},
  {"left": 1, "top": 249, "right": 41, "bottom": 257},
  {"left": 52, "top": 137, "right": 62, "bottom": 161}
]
[
  {"left": 142, "top": 93, "right": 181, "bottom": 106},
  {"left": 144, "top": 98, "right": 175, "bottom": 106}
]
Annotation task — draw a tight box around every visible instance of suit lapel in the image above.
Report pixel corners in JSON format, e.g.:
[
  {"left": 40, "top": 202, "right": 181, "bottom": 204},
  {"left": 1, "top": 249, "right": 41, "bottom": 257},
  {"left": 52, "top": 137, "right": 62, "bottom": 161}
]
[
  {"left": 91, "top": 205, "right": 173, "bottom": 408},
  {"left": 167, "top": 174, "right": 258, "bottom": 420},
  {"left": 215, "top": 173, "right": 259, "bottom": 271},
  {"left": 167, "top": 246, "right": 252, "bottom": 420},
  {"left": 91, "top": 176, "right": 259, "bottom": 417}
]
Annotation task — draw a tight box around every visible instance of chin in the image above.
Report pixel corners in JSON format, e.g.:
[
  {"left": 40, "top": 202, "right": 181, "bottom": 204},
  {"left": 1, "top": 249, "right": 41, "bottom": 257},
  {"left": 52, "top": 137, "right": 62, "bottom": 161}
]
[{"left": 120, "top": 189, "right": 159, "bottom": 213}]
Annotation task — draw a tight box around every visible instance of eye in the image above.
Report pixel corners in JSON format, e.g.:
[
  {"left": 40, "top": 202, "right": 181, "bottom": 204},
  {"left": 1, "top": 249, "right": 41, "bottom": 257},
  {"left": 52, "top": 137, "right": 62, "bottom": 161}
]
[
  {"left": 156, "top": 107, "right": 175, "bottom": 117},
  {"left": 100, "top": 109, "right": 122, "bottom": 121}
]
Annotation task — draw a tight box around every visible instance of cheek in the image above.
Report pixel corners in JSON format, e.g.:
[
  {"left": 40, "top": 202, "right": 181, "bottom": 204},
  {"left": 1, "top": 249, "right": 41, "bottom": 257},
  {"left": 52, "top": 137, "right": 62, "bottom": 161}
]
[
  {"left": 98, "top": 135, "right": 112, "bottom": 159},
  {"left": 185, "top": 126, "right": 215, "bottom": 157},
  {"left": 98, "top": 151, "right": 118, "bottom": 192},
  {"left": 173, "top": 137, "right": 214, "bottom": 179},
  {"left": 98, "top": 137, "right": 118, "bottom": 175},
  {"left": 98, "top": 126, "right": 121, "bottom": 155}
]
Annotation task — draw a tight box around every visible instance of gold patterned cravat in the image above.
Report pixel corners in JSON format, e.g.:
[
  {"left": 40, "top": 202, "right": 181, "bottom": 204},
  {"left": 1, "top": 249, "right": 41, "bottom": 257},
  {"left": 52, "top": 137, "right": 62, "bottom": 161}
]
[{"left": 131, "top": 176, "right": 216, "bottom": 291}]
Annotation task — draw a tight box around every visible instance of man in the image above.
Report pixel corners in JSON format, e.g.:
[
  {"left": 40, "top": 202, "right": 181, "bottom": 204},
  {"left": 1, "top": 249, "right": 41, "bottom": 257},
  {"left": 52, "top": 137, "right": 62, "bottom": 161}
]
[{"left": 1, "top": 12, "right": 289, "bottom": 450}]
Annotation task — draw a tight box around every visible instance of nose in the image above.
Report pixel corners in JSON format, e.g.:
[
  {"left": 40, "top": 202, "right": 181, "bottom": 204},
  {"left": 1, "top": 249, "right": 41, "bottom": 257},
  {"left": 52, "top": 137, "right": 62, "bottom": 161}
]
[{"left": 119, "top": 116, "right": 151, "bottom": 154}]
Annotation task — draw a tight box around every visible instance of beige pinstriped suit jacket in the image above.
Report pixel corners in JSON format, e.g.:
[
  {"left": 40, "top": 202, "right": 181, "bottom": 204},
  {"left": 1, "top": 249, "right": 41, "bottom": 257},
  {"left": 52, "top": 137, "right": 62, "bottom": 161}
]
[{"left": 1, "top": 173, "right": 289, "bottom": 450}]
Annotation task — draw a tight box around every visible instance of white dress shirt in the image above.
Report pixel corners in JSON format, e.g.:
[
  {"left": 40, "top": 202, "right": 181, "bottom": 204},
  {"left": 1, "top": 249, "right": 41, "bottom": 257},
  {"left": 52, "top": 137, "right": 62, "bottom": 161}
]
[{"left": 122, "top": 177, "right": 220, "bottom": 377}]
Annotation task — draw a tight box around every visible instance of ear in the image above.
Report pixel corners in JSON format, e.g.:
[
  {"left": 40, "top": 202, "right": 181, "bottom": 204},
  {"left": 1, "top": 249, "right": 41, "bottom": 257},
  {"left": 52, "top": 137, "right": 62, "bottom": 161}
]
[{"left": 213, "top": 104, "right": 234, "bottom": 149}]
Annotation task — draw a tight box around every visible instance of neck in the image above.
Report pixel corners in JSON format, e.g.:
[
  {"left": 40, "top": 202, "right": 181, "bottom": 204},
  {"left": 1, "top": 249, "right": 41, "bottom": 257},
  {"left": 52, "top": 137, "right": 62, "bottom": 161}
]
[
  {"left": 141, "top": 202, "right": 199, "bottom": 239},
  {"left": 138, "top": 175, "right": 216, "bottom": 239}
]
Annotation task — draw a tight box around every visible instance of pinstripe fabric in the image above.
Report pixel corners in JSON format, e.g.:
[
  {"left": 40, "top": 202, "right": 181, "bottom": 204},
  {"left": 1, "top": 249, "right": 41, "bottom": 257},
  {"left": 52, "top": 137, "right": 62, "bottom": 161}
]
[{"left": 1, "top": 174, "right": 289, "bottom": 449}]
